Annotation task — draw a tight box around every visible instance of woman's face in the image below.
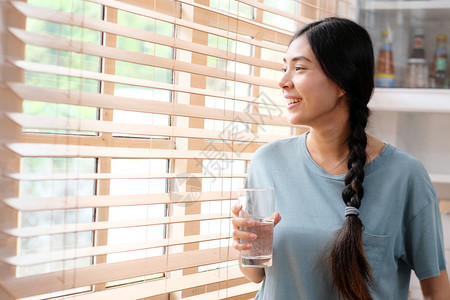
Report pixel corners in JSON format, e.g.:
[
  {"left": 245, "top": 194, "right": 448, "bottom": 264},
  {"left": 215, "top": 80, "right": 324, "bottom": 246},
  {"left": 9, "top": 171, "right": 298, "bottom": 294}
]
[{"left": 279, "top": 35, "right": 347, "bottom": 127}]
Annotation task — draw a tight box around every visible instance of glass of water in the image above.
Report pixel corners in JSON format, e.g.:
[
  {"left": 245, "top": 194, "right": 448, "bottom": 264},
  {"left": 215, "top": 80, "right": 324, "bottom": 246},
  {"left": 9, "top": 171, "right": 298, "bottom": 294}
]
[{"left": 238, "top": 187, "right": 275, "bottom": 268}]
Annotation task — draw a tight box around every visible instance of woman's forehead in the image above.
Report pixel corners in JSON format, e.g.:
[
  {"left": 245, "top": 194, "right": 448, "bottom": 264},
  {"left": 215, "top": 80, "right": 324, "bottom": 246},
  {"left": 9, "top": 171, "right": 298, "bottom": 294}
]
[{"left": 284, "top": 36, "right": 315, "bottom": 63}]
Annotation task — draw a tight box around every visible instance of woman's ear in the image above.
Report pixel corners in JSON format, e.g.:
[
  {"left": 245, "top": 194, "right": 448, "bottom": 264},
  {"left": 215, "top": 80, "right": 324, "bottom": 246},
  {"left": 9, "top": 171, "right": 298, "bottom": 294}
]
[{"left": 338, "top": 87, "right": 346, "bottom": 98}]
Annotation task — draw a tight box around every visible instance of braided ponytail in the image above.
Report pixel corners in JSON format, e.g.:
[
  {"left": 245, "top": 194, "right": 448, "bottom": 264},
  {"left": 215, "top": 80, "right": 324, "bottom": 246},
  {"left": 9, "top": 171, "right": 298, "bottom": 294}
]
[
  {"left": 330, "top": 102, "right": 373, "bottom": 300},
  {"left": 291, "top": 18, "right": 375, "bottom": 299}
]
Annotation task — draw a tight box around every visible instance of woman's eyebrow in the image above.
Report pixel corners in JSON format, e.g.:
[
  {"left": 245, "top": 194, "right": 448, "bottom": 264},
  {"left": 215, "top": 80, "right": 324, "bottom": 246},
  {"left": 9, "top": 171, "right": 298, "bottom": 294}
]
[{"left": 283, "top": 56, "right": 312, "bottom": 63}]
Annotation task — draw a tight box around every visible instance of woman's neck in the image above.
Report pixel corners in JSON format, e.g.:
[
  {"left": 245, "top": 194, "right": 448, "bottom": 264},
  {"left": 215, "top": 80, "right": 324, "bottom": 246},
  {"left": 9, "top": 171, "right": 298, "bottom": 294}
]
[
  {"left": 305, "top": 128, "right": 385, "bottom": 175},
  {"left": 306, "top": 127, "right": 351, "bottom": 175}
]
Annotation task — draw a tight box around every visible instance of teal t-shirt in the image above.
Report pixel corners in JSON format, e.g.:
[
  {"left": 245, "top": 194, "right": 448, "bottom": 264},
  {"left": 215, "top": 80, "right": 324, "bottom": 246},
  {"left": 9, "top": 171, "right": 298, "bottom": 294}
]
[{"left": 248, "top": 133, "right": 446, "bottom": 300}]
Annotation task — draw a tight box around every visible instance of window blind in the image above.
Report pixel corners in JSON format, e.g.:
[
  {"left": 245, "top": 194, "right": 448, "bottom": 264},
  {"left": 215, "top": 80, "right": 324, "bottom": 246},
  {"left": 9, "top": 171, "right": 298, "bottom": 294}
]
[{"left": 0, "top": 0, "right": 353, "bottom": 299}]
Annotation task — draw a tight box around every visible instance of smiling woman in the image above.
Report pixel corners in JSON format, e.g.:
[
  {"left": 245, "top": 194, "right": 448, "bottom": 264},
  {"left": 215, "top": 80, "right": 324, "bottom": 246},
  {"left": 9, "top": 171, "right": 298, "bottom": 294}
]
[{"left": 232, "top": 17, "right": 449, "bottom": 300}]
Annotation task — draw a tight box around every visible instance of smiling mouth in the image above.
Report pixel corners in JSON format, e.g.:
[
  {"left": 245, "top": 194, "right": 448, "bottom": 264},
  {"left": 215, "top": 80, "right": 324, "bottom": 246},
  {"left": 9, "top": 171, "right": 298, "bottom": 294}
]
[{"left": 287, "top": 98, "right": 301, "bottom": 105}]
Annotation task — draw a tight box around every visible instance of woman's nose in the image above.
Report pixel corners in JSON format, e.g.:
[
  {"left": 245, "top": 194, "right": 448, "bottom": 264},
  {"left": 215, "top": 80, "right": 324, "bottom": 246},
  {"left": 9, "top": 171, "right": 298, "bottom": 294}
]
[{"left": 279, "top": 73, "right": 293, "bottom": 89}]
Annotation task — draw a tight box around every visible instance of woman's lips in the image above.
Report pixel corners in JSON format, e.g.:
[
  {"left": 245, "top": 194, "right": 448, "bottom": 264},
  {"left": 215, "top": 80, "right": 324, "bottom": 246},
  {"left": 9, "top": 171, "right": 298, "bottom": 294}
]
[{"left": 286, "top": 98, "right": 301, "bottom": 110}]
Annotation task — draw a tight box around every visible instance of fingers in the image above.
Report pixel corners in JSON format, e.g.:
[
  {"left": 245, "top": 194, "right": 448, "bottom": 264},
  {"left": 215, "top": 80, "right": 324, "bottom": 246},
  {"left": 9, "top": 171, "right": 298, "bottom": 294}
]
[
  {"left": 232, "top": 214, "right": 255, "bottom": 229},
  {"left": 231, "top": 204, "right": 242, "bottom": 217},
  {"left": 232, "top": 218, "right": 256, "bottom": 244},
  {"left": 232, "top": 238, "right": 252, "bottom": 251},
  {"left": 272, "top": 212, "right": 282, "bottom": 226},
  {"left": 232, "top": 204, "right": 256, "bottom": 251},
  {"left": 232, "top": 227, "right": 257, "bottom": 251},
  {"left": 231, "top": 204, "right": 255, "bottom": 230},
  {"left": 232, "top": 226, "right": 257, "bottom": 241}
]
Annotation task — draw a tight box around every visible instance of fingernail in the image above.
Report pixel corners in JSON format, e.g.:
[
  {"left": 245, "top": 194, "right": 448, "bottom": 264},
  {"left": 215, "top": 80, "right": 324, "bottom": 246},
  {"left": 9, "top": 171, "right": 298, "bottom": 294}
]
[
  {"left": 247, "top": 219, "right": 254, "bottom": 225},
  {"left": 249, "top": 233, "right": 257, "bottom": 239}
]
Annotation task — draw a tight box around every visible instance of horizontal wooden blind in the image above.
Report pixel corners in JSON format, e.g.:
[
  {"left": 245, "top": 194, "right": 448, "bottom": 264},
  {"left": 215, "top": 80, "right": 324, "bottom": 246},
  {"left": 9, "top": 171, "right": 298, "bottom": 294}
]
[{"left": 0, "top": 0, "right": 351, "bottom": 299}]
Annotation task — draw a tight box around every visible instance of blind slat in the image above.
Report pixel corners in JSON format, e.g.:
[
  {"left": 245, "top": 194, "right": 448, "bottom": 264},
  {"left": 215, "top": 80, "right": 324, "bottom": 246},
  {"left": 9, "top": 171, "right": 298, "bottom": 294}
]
[
  {"left": 1, "top": 246, "right": 239, "bottom": 299},
  {"left": 60, "top": 266, "right": 245, "bottom": 300},
  {"left": 9, "top": 78, "right": 281, "bottom": 112},
  {"left": 3, "top": 233, "right": 231, "bottom": 266},
  {"left": 175, "top": 0, "right": 294, "bottom": 36},
  {"left": 10, "top": 21, "right": 283, "bottom": 72},
  {"left": 7, "top": 112, "right": 286, "bottom": 143},
  {"left": 4, "top": 191, "right": 238, "bottom": 211},
  {"left": 6, "top": 172, "right": 247, "bottom": 181},
  {"left": 12, "top": 58, "right": 278, "bottom": 97},
  {"left": 182, "top": 282, "right": 260, "bottom": 300},
  {"left": 238, "top": 0, "right": 313, "bottom": 24},
  {"left": 8, "top": 82, "right": 291, "bottom": 127},
  {"left": 6, "top": 143, "right": 254, "bottom": 160},
  {"left": 3, "top": 213, "right": 230, "bottom": 238}
]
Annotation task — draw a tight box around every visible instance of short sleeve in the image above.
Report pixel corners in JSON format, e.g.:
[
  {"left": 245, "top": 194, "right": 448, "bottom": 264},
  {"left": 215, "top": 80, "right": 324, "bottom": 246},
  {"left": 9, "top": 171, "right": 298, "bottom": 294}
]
[
  {"left": 403, "top": 198, "right": 446, "bottom": 280},
  {"left": 245, "top": 144, "right": 276, "bottom": 189}
]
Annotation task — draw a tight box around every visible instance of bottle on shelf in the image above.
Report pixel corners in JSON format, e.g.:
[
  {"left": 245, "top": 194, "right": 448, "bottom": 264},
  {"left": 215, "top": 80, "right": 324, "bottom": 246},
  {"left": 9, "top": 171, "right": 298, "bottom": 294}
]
[
  {"left": 406, "top": 30, "right": 428, "bottom": 88},
  {"left": 375, "top": 29, "right": 395, "bottom": 88},
  {"left": 410, "top": 30, "right": 425, "bottom": 59},
  {"left": 429, "top": 35, "right": 448, "bottom": 88}
]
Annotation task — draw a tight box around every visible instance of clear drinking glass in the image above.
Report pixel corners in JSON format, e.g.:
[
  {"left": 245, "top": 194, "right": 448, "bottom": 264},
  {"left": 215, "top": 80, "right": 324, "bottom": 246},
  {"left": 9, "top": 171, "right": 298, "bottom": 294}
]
[{"left": 238, "top": 187, "right": 275, "bottom": 268}]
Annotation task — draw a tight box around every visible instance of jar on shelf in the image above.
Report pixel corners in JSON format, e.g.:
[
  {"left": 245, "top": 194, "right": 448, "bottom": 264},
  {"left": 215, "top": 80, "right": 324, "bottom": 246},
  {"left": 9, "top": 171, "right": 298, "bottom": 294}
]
[
  {"left": 406, "top": 58, "right": 428, "bottom": 88},
  {"left": 429, "top": 34, "right": 448, "bottom": 88},
  {"left": 410, "top": 29, "right": 425, "bottom": 59},
  {"left": 406, "top": 30, "right": 428, "bottom": 88},
  {"left": 375, "top": 29, "right": 395, "bottom": 87}
]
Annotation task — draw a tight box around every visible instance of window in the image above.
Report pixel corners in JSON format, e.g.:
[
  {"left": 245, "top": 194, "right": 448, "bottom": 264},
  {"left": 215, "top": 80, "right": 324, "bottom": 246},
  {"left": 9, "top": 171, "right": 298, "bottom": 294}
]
[{"left": 0, "top": 0, "right": 353, "bottom": 299}]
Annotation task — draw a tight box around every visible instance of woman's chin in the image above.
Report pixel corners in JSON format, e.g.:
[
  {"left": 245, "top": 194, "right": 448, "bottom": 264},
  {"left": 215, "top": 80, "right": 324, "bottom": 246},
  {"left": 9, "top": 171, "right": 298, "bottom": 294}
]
[{"left": 287, "top": 115, "right": 304, "bottom": 126}]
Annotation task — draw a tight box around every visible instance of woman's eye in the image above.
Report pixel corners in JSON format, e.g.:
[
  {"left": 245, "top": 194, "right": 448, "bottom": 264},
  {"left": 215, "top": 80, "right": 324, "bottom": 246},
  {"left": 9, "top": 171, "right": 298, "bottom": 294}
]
[{"left": 281, "top": 66, "right": 305, "bottom": 72}]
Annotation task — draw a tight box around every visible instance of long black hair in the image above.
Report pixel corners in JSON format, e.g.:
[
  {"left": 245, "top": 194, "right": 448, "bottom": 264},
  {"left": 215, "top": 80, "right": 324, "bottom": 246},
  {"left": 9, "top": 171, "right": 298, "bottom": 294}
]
[{"left": 291, "top": 17, "right": 375, "bottom": 300}]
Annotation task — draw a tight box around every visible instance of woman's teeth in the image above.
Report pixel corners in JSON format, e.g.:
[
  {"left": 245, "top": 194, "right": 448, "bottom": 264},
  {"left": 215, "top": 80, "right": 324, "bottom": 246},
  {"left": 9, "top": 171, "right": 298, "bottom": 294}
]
[{"left": 288, "top": 98, "right": 301, "bottom": 105}]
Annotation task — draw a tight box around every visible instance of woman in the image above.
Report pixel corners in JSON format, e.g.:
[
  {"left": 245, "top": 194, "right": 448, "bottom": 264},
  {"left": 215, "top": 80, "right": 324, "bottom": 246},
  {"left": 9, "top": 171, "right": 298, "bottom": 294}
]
[{"left": 232, "top": 17, "right": 449, "bottom": 299}]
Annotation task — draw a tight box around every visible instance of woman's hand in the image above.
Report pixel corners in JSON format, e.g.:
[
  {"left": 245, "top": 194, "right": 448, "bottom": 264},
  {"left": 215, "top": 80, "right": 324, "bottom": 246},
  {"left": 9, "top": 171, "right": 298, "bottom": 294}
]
[
  {"left": 231, "top": 204, "right": 281, "bottom": 252},
  {"left": 231, "top": 204, "right": 281, "bottom": 283}
]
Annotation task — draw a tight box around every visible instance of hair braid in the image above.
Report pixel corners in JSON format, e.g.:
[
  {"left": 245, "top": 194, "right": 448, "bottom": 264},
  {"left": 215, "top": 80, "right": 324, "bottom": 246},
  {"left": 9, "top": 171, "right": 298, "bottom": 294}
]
[
  {"left": 344, "top": 105, "right": 368, "bottom": 207},
  {"left": 330, "top": 102, "right": 372, "bottom": 300}
]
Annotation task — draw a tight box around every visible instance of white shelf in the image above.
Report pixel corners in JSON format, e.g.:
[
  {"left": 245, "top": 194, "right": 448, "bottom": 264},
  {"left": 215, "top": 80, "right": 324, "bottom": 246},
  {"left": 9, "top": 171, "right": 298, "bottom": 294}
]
[
  {"left": 363, "top": 1, "right": 450, "bottom": 10},
  {"left": 430, "top": 173, "right": 450, "bottom": 184},
  {"left": 369, "top": 88, "right": 450, "bottom": 113},
  {"left": 361, "top": 0, "right": 450, "bottom": 19}
]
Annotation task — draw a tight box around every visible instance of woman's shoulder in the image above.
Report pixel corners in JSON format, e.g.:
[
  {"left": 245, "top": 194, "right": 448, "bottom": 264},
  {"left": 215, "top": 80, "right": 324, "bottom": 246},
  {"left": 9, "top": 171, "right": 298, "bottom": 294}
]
[
  {"left": 253, "top": 135, "right": 302, "bottom": 158},
  {"left": 249, "top": 135, "right": 304, "bottom": 171},
  {"left": 377, "top": 143, "right": 432, "bottom": 188},
  {"left": 387, "top": 144, "right": 426, "bottom": 171},
  {"left": 369, "top": 135, "right": 425, "bottom": 172}
]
